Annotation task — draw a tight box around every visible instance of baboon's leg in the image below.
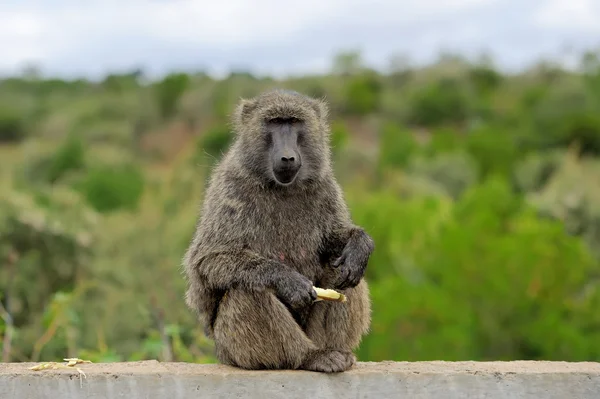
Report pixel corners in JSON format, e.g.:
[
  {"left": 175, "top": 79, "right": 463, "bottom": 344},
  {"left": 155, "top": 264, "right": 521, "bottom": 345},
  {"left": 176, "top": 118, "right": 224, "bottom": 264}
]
[
  {"left": 302, "top": 279, "right": 371, "bottom": 371},
  {"left": 213, "top": 289, "right": 317, "bottom": 370}
]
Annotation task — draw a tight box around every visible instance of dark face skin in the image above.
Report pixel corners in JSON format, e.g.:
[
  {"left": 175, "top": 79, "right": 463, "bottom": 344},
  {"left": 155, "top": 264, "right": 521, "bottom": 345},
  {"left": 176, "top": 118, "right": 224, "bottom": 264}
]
[{"left": 266, "top": 117, "right": 304, "bottom": 186}]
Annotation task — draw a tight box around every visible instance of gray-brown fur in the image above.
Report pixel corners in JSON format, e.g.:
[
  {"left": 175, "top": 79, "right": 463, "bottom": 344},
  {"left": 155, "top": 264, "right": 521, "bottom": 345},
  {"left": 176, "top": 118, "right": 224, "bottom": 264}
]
[{"left": 182, "top": 89, "right": 374, "bottom": 373}]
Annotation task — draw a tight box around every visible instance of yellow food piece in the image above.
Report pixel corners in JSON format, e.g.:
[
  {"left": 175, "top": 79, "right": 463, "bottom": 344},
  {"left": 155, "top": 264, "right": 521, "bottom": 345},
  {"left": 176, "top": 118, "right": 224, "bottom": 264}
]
[
  {"left": 29, "top": 358, "right": 92, "bottom": 372},
  {"left": 28, "top": 358, "right": 91, "bottom": 387},
  {"left": 64, "top": 358, "right": 92, "bottom": 366},
  {"left": 313, "top": 286, "right": 347, "bottom": 302}
]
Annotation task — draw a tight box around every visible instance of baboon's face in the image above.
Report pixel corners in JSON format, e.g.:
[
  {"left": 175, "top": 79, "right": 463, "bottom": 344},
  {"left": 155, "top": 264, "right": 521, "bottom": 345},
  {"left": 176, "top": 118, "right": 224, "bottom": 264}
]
[
  {"left": 235, "top": 91, "right": 328, "bottom": 187},
  {"left": 265, "top": 117, "right": 304, "bottom": 186}
]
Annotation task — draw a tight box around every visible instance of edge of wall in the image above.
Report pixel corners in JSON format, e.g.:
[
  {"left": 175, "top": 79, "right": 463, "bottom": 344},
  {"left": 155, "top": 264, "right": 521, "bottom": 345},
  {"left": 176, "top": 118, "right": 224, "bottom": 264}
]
[{"left": 2, "top": 360, "right": 600, "bottom": 399}]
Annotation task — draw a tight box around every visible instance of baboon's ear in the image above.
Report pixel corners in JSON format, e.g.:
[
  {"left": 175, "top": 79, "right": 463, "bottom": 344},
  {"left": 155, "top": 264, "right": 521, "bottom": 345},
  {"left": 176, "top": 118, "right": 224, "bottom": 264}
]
[
  {"left": 233, "top": 98, "right": 258, "bottom": 127},
  {"left": 311, "top": 98, "right": 329, "bottom": 122}
]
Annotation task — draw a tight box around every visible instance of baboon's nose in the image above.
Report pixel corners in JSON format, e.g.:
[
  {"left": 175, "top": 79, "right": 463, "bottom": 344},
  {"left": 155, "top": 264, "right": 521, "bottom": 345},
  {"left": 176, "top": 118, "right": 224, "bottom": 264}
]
[{"left": 281, "top": 155, "right": 296, "bottom": 163}]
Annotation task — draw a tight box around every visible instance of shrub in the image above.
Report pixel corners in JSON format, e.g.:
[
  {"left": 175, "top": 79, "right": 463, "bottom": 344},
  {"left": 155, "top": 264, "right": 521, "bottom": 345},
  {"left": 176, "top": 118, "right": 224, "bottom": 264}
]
[
  {"left": 355, "top": 178, "right": 600, "bottom": 362},
  {"left": 512, "top": 150, "right": 563, "bottom": 193},
  {"left": 197, "top": 125, "right": 233, "bottom": 162},
  {"left": 155, "top": 73, "right": 191, "bottom": 120},
  {"left": 468, "top": 64, "right": 502, "bottom": 97},
  {"left": 408, "top": 78, "right": 471, "bottom": 127},
  {"left": 527, "top": 151, "right": 600, "bottom": 260},
  {"left": 330, "top": 120, "right": 350, "bottom": 157},
  {"left": 407, "top": 151, "right": 479, "bottom": 199},
  {"left": 15, "top": 135, "right": 86, "bottom": 187},
  {"left": 45, "top": 135, "right": 86, "bottom": 183},
  {"left": 420, "top": 128, "right": 462, "bottom": 157},
  {"left": 530, "top": 83, "right": 600, "bottom": 154},
  {"left": 465, "top": 125, "right": 521, "bottom": 179},
  {"left": 77, "top": 165, "right": 145, "bottom": 213},
  {"left": 0, "top": 105, "right": 26, "bottom": 143},
  {"left": 377, "top": 123, "right": 419, "bottom": 171},
  {"left": 343, "top": 72, "right": 382, "bottom": 115}
]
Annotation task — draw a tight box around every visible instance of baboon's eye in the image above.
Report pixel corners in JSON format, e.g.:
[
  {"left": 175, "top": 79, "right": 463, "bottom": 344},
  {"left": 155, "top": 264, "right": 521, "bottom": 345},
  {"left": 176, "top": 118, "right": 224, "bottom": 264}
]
[{"left": 269, "top": 117, "right": 299, "bottom": 124}]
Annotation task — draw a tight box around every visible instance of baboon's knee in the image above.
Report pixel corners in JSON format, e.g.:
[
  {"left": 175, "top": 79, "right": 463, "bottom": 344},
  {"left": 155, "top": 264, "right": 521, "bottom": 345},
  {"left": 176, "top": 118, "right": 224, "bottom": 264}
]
[
  {"left": 213, "top": 290, "right": 316, "bottom": 370},
  {"left": 306, "top": 279, "right": 371, "bottom": 351}
]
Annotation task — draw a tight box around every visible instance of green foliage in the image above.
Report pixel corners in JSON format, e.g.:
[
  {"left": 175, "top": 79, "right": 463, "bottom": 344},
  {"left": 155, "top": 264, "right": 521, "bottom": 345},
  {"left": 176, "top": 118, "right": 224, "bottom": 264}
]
[
  {"left": 527, "top": 151, "right": 600, "bottom": 260},
  {"left": 0, "top": 105, "right": 26, "bottom": 143},
  {"left": 77, "top": 165, "right": 145, "bottom": 213},
  {"left": 465, "top": 125, "right": 521, "bottom": 179},
  {"left": 197, "top": 125, "right": 234, "bottom": 162},
  {"left": 530, "top": 83, "right": 600, "bottom": 154},
  {"left": 407, "top": 151, "right": 479, "bottom": 199},
  {"left": 556, "top": 112, "right": 600, "bottom": 156},
  {"left": 408, "top": 78, "right": 471, "bottom": 127},
  {"left": 45, "top": 135, "right": 86, "bottom": 184},
  {"left": 210, "top": 81, "right": 235, "bottom": 121},
  {"left": 332, "top": 50, "right": 364, "bottom": 76},
  {"left": 1, "top": 48, "right": 600, "bottom": 366},
  {"left": 421, "top": 128, "right": 462, "bottom": 156},
  {"left": 357, "top": 178, "right": 600, "bottom": 362},
  {"left": 377, "top": 123, "right": 418, "bottom": 170},
  {"left": 0, "top": 187, "right": 96, "bottom": 361},
  {"left": 468, "top": 64, "right": 502, "bottom": 98},
  {"left": 343, "top": 72, "right": 382, "bottom": 115},
  {"left": 513, "top": 150, "right": 563, "bottom": 193},
  {"left": 155, "top": 73, "right": 191, "bottom": 120},
  {"left": 330, "top": 120, "right": 350, "bottom": 156},
  {"left": 101, "top": 70, "right": 142, "bottom": 93}
]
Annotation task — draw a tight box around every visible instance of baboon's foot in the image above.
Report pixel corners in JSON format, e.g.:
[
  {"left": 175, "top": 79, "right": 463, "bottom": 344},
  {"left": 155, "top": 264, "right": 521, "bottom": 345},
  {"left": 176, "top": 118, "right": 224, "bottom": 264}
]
[{"left": 300, "top": 350, "right": 356, "bottom": 373}]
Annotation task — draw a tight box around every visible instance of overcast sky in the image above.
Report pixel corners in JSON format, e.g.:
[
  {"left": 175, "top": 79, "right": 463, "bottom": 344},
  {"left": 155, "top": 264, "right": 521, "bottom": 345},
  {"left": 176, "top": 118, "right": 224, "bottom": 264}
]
[{"left": 1, "top": 0, "right": 599, "bottom": 79}]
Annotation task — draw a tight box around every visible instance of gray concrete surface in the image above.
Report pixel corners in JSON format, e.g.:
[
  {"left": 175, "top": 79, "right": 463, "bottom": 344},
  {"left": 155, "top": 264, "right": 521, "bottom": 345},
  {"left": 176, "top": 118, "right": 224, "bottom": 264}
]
[{"left": 1, "top": 360, "right": 600, "bottom": 399}]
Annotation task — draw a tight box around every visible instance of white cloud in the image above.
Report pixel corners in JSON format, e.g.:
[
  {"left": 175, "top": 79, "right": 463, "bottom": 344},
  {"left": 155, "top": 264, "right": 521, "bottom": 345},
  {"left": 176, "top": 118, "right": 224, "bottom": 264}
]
[
  {"left": 0, "top": 0, "right": 596, "bottom": 77},
  {"left": 0, "top": 11, "right": 46, "bottom": 63},
  {"left": 534, "top": 0, "right": 600, "bottom": 34}
]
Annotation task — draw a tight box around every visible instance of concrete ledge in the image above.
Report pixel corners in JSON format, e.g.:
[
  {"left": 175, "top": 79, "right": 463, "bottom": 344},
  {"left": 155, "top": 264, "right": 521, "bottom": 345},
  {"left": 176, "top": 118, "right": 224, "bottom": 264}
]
[{"left": 2, "top": 360, "right": 600, "bottom": 399}]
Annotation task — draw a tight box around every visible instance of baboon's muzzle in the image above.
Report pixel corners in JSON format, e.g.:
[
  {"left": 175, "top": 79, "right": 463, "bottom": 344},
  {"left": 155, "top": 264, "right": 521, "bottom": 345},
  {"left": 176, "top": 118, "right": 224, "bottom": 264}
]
[
  {"left": 273, "top": 155, "right": 301, "bottom": 184},
  {"left": 270, "top": 119, "right": 302, "bottom": 185}
]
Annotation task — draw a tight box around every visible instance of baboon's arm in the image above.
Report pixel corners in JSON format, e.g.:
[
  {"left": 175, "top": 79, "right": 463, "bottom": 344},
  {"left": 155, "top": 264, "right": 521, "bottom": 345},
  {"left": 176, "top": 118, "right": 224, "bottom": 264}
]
[
  {"left": 320, "top": 182, "right": 374, "bottom": 261},
  {"left": 189, "top": 248, "right": 305, "bottom": 292},
  {"left": 319, "top": 183, "right": 374, "bottom": 289}
]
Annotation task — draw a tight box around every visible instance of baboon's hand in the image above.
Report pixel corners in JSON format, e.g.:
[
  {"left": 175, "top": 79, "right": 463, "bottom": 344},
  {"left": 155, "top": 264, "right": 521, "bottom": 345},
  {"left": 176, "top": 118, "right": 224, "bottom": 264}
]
[
  {"left": 274, "top": 271, "right": 317, "bottom": 309},
  {"left": 332, "top": 233, "right": 373, "bottom": 290}
]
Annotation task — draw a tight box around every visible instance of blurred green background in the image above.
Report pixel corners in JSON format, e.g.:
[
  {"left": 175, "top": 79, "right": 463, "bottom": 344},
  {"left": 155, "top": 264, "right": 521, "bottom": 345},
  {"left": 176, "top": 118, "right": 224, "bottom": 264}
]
[{"left": 1, "top": 48, "right": 600, "bottom": 364}]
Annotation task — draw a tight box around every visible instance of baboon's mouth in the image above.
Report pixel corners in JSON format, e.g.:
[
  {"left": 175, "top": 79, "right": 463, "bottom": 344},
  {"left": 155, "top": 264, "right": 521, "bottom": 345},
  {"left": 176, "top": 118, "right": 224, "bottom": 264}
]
[{"left": 273, "top": 167, "right": 300, "bottom": 185}]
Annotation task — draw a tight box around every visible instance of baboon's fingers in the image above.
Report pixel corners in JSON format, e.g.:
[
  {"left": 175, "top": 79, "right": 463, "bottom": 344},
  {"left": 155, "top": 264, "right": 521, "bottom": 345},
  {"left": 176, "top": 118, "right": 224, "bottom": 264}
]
[{"left": 332, "top": 251, "right": 348, "bottom": 268}]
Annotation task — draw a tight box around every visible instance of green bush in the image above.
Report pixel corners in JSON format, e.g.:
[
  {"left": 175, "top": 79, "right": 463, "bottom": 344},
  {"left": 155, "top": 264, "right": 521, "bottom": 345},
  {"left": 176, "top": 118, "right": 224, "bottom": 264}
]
[
  {"left": 77, "top": 165, "right": 145, "bottom": 213},
  {"left": 356, "top": 178, "right": 600, "bottom": 362},
  {"left": 15, "top": 135, "right": 86, "bottom": 187},
  {"left": 530, "top": 83, "right": 600, "bottom": 154},
  {"left": 45, "top": 135, "right": 86, "bottom": 183},
  {"left": 197, "top": 125, "right": 234, "bottom": 162},
  {"left": 420, "top": 128, "right": 462, "bottom": 157},
  {"left": 468, "top": 65, "right": 502, "bottom": 98},
  {"left": 330, "top": 120, "right": 350, "bottom": 156},
  {"left": 465, "top": 125, "right": 521, "bottom": 179},
  {"left": 408, "top": 78, "right": 471, "bottom": 127},
  {"left": 557, "top": 111, "right": 600, "bottom": 156},
  {"left": 407, "top": 151, "right": 479, "bottom": 199},
  {"left": 343, "top": 72, "right": 382, "bottom": 115},
  {"left": 0, "top": 105, "right": 26, "bottom": 143},
  {"left": 512, "top": 150, "right": 563, "bottom": 193},
  {"left": 0, "top": 187, "right": 96, "bottom": 361},
  {"left": 527, "top": 152, "right": 600, "bottom": 259},
  {"left": 377, "top": 123, "right": 418, "bottom": 170},
  {"left": 155, "top": 73, "right": 191, "bottom": 120}
]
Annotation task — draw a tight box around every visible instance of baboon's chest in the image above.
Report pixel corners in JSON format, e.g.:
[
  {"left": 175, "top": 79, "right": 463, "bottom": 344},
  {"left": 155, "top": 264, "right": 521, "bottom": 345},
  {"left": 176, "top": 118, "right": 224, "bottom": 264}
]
[{"left": 246, "top": 194, "right": 329, "bottom": 275}]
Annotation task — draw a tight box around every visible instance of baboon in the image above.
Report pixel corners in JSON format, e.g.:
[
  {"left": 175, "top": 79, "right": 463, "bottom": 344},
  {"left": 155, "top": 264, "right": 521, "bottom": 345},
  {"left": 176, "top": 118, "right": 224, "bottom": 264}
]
[{"left": 182, "top": 89, "right": 374, "bottom": 373}]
